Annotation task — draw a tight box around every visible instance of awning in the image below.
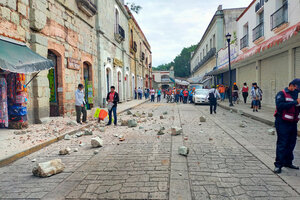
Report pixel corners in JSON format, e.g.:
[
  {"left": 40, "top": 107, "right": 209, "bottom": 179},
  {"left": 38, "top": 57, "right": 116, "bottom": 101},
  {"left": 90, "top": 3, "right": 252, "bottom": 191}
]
[{"left": 0, "top": 36, "right": 54, "bottom": 74}]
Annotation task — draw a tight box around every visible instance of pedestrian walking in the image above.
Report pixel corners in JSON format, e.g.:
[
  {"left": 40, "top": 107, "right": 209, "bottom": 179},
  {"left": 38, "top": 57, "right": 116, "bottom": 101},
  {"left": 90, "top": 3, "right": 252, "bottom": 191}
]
[
  {"left": 75, "top": 84, "right": 87, "bottom": 124},
  {"left": 137, "top": 87, "right": 142, "bottom": 99},
  {"left": 207, "top": 86, "right": 221, "bottom": 114},
  {"left": 273, "top": 79, "right": 300, "bottom": 174},
  {"left": 157, "top": 88, "right": 161, "bottom": 102},
  {"left": 242, "top": 82, "right": 249, "bottom": 104},
  {"left": 183, "top": 89, "right": 189, "bottom": 104},
  {"left": 134, "top": 87, "right": 137, "bottom": 99},
  {"left": 219, "top": 85, "right": 225, "bottom": 101},
  {"left": 251, "top": 83, "right": 261, "bottom": 112},
  {"left": 233, "top": 83, "right": 239, "bottom": 104},
  {"left": 175, "top": 88, "right": 180, "bottom": 103},
  {"left": 150, "top": 88, "right": 155, "bottom": 102},
  {"left": 106, "top": 86, "right": 119, "bottom": 126},
  {"left": 180, "top": 89, "right": 183, "bottom": 102}
]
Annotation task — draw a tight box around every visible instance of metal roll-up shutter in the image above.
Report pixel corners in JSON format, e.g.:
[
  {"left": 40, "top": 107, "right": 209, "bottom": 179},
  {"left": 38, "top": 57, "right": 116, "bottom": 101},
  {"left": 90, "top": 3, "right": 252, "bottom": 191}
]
[
  {"left": 238, "top": 62, "right": 256, "bottom": 87},
  {"left": 295, "top": 47, "right": 300, "bottom": 78}
]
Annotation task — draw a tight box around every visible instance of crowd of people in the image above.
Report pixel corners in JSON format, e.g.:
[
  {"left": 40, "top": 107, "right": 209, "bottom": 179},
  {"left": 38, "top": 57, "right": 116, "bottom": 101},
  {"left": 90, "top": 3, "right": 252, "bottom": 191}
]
[{"left": 215, "top": 82, "right": 263, "bottom": 112}]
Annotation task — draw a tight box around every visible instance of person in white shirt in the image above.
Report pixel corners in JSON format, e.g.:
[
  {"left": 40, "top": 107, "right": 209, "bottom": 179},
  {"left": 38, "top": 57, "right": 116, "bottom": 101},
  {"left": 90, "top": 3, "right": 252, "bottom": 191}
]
[
  {"left": 150, "top": 88, "right": 155, "bottom": 102},
  {"left": 75, "top": 84, "right": 87, "bottom": 124},
  {"left": 206, "top": 86, "right": 221, "bottom": 114}
]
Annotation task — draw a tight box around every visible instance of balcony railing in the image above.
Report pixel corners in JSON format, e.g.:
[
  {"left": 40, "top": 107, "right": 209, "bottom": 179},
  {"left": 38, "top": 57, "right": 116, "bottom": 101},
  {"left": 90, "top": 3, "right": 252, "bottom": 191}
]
[
  {"left": 140, "top": 52, "right": 145, "bottom": 61},
  {"left": 192, "top": 48, "right": 216, "bottom": 73},
  {"left": 271, "top": 2, "right": 288, "bottom": 30},
  {"left": 253, "top": 22, "right": 264, "bottom": 42},
  {"left": 255, "top": 0, "right": 264, "bottom": 12},
  {"left": 114, "top": 24, "right": 125, "bottom": 43},
  {"left": 76, "top": 0, "right": 97, "bottom": 17},
  {"left": 240, "top": 34, "right": 249, "bottom": 50}
]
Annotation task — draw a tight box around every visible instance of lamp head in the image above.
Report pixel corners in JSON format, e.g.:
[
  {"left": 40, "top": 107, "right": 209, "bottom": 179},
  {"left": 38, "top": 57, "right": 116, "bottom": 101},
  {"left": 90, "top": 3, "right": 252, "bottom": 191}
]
[{"left": 226, "top": 33, "right": 231, "bottom": 43}]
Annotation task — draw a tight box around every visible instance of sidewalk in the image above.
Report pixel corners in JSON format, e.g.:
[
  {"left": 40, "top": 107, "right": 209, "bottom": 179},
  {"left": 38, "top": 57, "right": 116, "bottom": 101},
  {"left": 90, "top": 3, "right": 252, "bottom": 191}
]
[
  {"left": 218, "top": 100, "right": 300, "bottom": 136},
  {"left": 0, "top": 99, "right": 148, "bottom": 167}
]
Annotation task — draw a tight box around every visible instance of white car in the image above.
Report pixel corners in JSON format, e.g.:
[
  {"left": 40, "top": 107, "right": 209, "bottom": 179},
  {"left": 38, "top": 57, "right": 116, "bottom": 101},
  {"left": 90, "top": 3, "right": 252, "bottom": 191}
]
[{"left": 193, "top": 89, "right": 209, "bottom": 105}]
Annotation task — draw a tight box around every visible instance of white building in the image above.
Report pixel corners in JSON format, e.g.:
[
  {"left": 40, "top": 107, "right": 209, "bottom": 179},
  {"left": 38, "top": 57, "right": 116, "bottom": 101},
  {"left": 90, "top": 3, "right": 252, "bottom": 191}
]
[
  {"left": 209, "top": 0, "right": 300, "bottom": 107},
  {"left": 190, "top": 5, "right": 245, "bottom": 86}
]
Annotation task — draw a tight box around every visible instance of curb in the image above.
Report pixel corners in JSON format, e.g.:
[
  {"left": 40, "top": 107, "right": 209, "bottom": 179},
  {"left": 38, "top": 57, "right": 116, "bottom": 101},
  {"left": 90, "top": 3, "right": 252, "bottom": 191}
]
[
  {"left": 0, "top": 100, "right": 149, "bottom": 168},
  {"left": 218, "top": 103, "right": 275, "bottom": 126}
]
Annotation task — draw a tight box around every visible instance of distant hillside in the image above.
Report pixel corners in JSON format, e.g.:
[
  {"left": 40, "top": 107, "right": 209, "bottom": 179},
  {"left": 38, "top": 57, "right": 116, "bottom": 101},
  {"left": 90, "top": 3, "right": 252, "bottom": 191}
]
[{"left": 153, "top": 45, "right": 197, "bottom": 77}]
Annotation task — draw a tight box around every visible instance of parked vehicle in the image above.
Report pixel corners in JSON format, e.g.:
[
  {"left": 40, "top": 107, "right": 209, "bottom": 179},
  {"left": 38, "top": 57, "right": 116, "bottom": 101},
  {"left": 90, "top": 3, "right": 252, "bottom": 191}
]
[
  {"left": 193, "top": 89, "right": 209, "bottom": 105},
  {"left": 189, "top": 84, "right": 203, "bottom": 90}
]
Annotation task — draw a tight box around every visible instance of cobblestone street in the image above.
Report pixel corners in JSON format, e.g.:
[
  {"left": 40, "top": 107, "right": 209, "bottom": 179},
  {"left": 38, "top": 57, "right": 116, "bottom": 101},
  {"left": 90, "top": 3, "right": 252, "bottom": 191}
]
[{"left": 0, "top": 101, "right": 299, "bottom": 199}]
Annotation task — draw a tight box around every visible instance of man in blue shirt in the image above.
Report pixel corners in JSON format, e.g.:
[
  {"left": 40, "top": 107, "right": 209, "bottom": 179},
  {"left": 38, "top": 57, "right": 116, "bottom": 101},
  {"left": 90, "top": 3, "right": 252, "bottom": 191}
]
[{"left": 75, "top": 84, "right": 86, "bottom": 124}]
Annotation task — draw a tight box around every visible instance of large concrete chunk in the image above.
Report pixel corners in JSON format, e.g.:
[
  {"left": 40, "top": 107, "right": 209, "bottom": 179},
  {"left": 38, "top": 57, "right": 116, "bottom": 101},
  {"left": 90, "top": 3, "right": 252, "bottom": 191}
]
[
  {"left": 148, "top": 113, "right": 153, "bottom": 117},
  {"left": 178, "top": 146, "right": 189, "bottom": 156},
  {"left": 121, "top": 119, "right": 129, "bottom": 126},
  {"left": 171, "top": 127, "right": 183, "bottom": 136},
  {"left": 128, "top": 119, "right": 137, "bottom": 128},
  {"left": 200, "top": 116, "right": 206, "bottom": 122},
  {"left": 84, "top": 129, "right": 93, "bottom": 135},
  {"left": 59, "top": 147, "right": 71, "bottom": 155},
  {"left": 32, "top": 159, "right": 65, "bottom": 177},
  {"left": 91, "top": 137, "right": 103, "bottom": 148}
]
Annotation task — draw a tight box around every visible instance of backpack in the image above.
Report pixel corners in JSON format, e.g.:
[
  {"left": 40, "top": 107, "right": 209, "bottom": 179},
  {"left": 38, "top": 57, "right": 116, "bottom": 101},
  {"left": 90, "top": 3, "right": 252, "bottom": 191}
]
[{"left": 208, "top": 89, "right": 216, "bottom": 101}]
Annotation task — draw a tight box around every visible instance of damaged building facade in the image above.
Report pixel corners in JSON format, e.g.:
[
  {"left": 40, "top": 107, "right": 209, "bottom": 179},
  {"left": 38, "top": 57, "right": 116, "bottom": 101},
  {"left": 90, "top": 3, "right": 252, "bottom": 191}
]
[{"left": 0, "top": 0, "right": 152, "bottom": 126}]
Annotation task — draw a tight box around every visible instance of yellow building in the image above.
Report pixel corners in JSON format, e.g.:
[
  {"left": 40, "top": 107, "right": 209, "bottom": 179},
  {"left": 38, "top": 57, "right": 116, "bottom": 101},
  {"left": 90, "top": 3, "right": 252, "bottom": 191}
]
[{"left": 126, "top": 6, "right": 152, "bottom": 97}]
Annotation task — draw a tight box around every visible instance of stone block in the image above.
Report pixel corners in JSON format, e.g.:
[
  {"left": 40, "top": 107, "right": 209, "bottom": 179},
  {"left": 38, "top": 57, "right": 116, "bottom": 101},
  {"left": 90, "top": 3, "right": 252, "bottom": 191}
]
[
  {"left": 11, "top": 11, "right": 19, "bottom": 24},
  {"left": 18, "top": 2, "right": 27, "bottom": 16},
  {"left": 17, "top": 26, "right": 26, "bottom": 38},
  {"left": 21, "top": 18, "right": 29, "bottom": 29},
  {"left": 31, "top": 43, "right": 47, "bottom": 57},
  {"left": 171, "top": 127, "right": 183, "bottom": 136},
  {"left": 30, "top": 0, "right": 47, "bottom": 10},
  {"left": 32, "top": 159, "right": 65, "bottom": 177},
  {"left": 20, "top": 0, "right": 29, "bottom": 6},
  {"left": 91, "top": 137, "right": 103, "bottom": 148},
  {"left": 7, "top": 0, "right": 16, "bottom": 10},
  {"left": 31, "top": 33, "right": 48, "bottom": 46},
  {"left": 1, "top": 7, "right": 11, "bottom": 21},
  {"left": 30, "top": 9, "right": 46, "bottom": 31},
  {"left": 128, "top": 119, "right": 137, "bottom": 127},
  {"left": 59, "top": 147, "right": 71, "bottom": 155},
  {"left": 200, "top": 116, "right": 206, "bottom": 122},
  {"left": 0, "top": 0, "right": 7, "bottom": 6},
  {"left": 178, "top": 146, "right": 189, "bottom": 156}
]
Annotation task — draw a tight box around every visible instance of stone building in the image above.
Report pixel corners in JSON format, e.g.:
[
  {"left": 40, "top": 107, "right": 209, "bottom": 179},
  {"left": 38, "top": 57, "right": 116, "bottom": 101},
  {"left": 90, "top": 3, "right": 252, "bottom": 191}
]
[
  {"left": 190, "top": 5, "right": 245, "bottom": 86},
  {"left": 209, "top": 0, "right": 300, "bottom": 107},
  {"left": 96, "top": 0, "right": 131, "bottom": 105},
  {"left": 0, "top": 0, "right": 98, "bottom": 123},
  {"left": 152, "top": 70, "right": 175, "bottom": 90},
  {"left": 126, "top": 5, "right": 152, "bottom": 95}
]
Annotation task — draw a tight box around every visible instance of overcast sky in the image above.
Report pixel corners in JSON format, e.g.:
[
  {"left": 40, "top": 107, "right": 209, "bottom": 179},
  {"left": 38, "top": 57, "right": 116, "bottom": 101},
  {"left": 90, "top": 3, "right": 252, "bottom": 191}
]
[{"left": 125, "top": 0, "right": 253, "bottom": 67}]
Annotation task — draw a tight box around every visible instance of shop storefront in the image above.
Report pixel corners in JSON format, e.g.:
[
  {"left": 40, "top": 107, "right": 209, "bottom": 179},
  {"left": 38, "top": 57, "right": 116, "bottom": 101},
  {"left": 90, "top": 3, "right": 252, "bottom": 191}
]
[{"left": 0, "top": 36, "right": 54, "bottom": 129}]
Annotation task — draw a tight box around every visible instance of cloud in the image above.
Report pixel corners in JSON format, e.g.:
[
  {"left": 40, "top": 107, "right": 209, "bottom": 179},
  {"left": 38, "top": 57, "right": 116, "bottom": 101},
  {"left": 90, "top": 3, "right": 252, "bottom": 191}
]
[{"left": 125, "top": 0, "right": 253, "bottom": 66}]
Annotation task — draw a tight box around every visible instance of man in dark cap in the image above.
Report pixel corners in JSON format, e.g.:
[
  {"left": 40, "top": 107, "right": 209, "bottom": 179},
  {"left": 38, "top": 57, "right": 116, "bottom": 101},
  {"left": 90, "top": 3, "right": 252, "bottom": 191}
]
[{"left": 273, "top": 79, "right": 300, "bottom": 174}]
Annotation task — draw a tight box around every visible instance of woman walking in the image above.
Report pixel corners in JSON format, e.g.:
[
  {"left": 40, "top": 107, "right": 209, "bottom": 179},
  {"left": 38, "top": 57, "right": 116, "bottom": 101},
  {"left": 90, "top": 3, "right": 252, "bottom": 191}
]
[
  {"left": 242, "top": 82, "right": 249, "bottom": 104},
  {"left": 157, "top": 88, "right": 162, "bottom": 102}
]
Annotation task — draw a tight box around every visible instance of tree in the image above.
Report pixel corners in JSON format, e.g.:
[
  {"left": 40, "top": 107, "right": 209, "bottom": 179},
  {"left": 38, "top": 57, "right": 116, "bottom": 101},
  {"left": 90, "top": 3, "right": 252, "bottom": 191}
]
[
  {"left": 126, "top": 2, "right": 142, "bottom": 14},
  {"left": 153, "top": 45, "right": 197, "bottom": 77}
]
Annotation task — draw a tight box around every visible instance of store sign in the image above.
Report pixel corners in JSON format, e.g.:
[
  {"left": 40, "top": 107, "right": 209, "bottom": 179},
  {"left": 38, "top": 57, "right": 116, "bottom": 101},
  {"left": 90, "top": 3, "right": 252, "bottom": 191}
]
[
  {"left": 113, "top": 58, "right": 123, "bottom": 67},
  {"left": 67, "top": 58, "right": 81, "bottom": 70},
  {"left": 217, "top": 45, "right": 238, "bottom": 69}
]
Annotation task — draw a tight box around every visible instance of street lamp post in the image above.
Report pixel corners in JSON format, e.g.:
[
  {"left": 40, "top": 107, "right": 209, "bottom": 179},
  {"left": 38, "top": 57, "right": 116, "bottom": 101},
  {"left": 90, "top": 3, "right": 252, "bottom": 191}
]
[{"left": 226, "top": 33, "right": 234, "bottom": 107}]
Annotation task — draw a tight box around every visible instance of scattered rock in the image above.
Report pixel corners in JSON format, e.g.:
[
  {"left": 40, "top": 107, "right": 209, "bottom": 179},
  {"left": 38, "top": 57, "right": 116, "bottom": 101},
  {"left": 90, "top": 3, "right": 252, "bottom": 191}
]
[
  {"left": 179, "top": 173, "right": 182, "bottom": 176},
  {"left": 91, "top": 137, "right": 103, "bottom": 148},
  {"left": 94, "top": 150, "right": 99, "bottom": 155},
  {"left": 230, "top": 109, "right": 233, "bottom": 113},
  {"left": 64, "top": 134, "right": 71, "bottom": 140},
  {"left": 99, "top": 127, "right": 105, "bottom": 132},
  {"left": 268, "top": 129, "right": 275, "bottom": 135},
  {"left": 32, "top": 159, "right": 65, "bottom": 178},
  {"left": 31, "top": 159, "right": 37, "bottom": 162},
  {"left": 209, "top": 138, "right": 213, "bottom": 141},
  {"left": 76, "top": 132, "right": 84, "bottom": 137},
  {"left": 200, "top": 116, "right": 206, "bottom": 122},
  {"left": 74, "top": 148, "right": 78, "bottom": 152},
  {"left": 171, "top": 127, "right": 183, "bottom": 136},
  {"left": 163, "top": 111, "right": 168, "bottom": 115},
  {"left": 128, "top": 119, "right": 138, "bottom": 128},
  {"left": 198, "top": 123, "right": 202, "bottom": 126},
  {"left": 114, "top": 134, "right": 119, "bottom": 137},
  {"left": 59, "top": 147, "right": 71, "bottom": 155},
  {"left": 238, "top": 110, "right": 244, "bottom": 115},
  {"left": 148, "top": 113, "right": 153, "bottom": 117},
  {"left": 14, "top": 130, "right": 26, "bottom": 135},
  {"left": 127, "top": 110, "right": 132, "bottom": 115},
  {"left": 84, "top": 129, "right": 93, "bottom": 135},
  {"left": 239, "top": 122, "right": 247, "bottom": 128},
  {"left": 139, "top": 126, "right": 144, "bottom": 129},
  {"left": 79, "top": 143, "right": 85, "bottom": 147},
  {"left": 119, "top": 137, "right": 125, "bottom": 142},
  {"left": 157, "top": 129, "right": 165, "bottom": 135},
  {"left": 67, "top": 121, "right": 77, "bottom": 126},
  {"left": 178, "top": 146, "right": 189, "bottom": 156},
  {"left": 184, "top": 137, "right": 188, "bottom": 140},
  {"left": 121, "top": 119, "right": 129, "bottom": 126}
]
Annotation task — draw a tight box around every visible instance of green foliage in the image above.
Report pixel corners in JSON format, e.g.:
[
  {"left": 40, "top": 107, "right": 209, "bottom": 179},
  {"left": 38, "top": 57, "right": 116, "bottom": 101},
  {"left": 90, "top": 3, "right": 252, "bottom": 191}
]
[
  {"left": 154, "top": 45, "right": 197, "bottom": 77},
  {"left": 126, "top": 2, "right": 142, "bottom": 14}
]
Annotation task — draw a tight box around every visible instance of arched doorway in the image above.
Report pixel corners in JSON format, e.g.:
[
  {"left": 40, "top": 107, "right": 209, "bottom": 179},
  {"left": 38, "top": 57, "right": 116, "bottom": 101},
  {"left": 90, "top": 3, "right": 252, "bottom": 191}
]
[
  {"left": 47, "top": 50, "right": 59, "bottom": 117},
  {"left": 145, "top": 74, "right": 149, "bottom": 88},
  {"left": 83, "top": 62, "right": 93, "bottom": 110}
]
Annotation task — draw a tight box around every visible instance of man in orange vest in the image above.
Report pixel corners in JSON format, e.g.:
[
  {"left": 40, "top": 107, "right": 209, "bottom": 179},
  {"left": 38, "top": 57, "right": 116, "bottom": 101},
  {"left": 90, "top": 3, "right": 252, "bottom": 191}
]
[{"left": 183, "top": 88, "right": 189, "bottom": 104}]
